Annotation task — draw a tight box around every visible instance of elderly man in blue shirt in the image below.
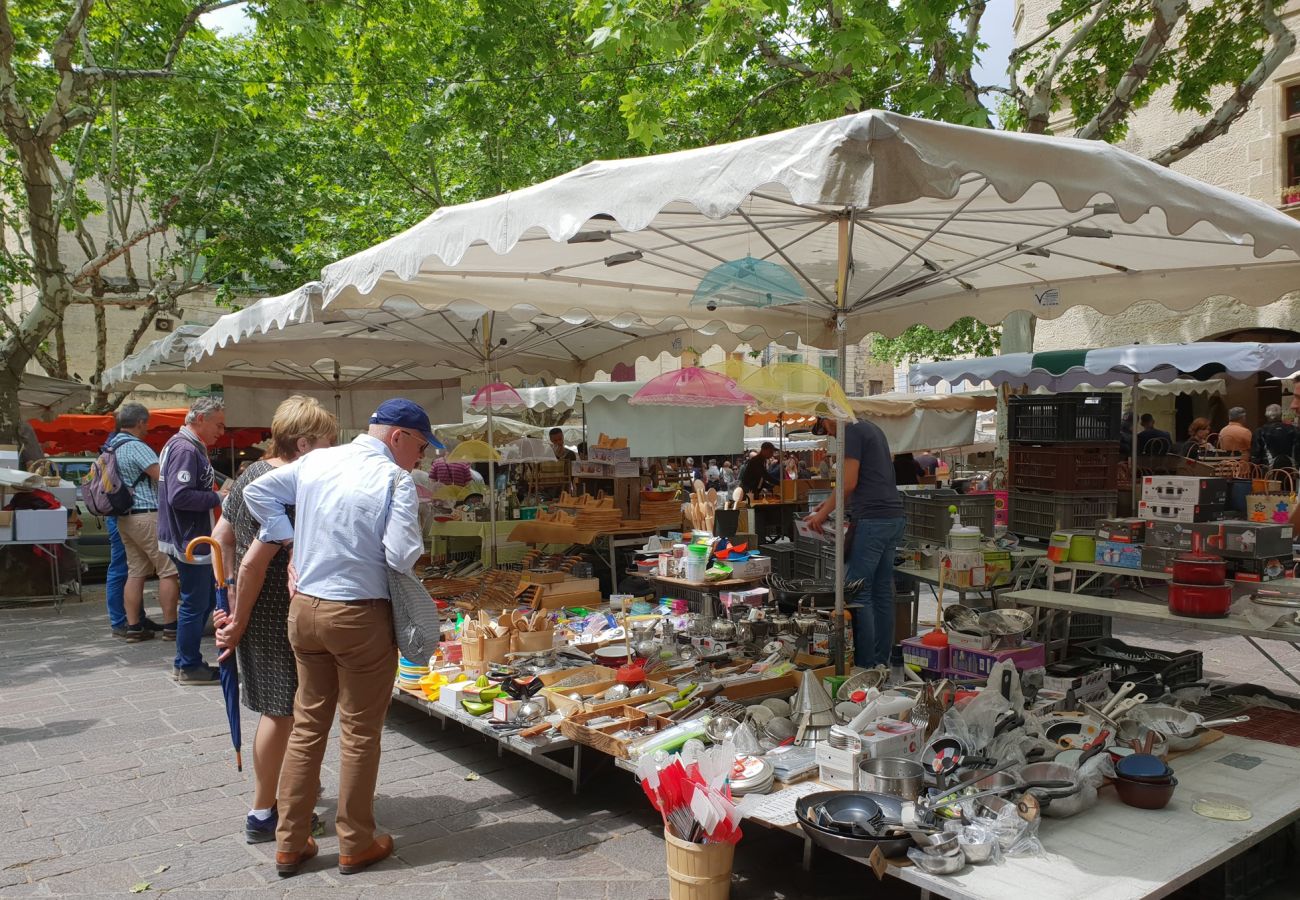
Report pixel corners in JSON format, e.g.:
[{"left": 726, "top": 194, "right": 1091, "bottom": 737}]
[{"left": 243, "top": 399, "right": 434, "bottom": 878}]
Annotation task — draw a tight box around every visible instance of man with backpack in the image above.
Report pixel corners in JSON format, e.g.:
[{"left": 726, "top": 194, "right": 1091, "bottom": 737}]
[{"left": 107, "top": 403, "right": 179, "bottom": 642}]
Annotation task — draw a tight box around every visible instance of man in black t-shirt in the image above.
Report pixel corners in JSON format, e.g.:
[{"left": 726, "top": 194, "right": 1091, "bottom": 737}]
[
  {"left": 739, "top": 442, "right": 778, "bottom": 497},
  {"left": 805, "top": 417, "right": 905, "bottom": 667}
]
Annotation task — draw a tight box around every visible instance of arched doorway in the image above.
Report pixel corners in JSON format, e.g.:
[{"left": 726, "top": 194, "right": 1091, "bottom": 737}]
[{"left": 1173, "top": 329, "right": 1300, "bottom": 437}]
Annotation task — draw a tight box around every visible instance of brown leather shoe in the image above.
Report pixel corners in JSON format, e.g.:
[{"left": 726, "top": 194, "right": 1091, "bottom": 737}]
[
  {"left": 338, "top": 834, "right": 394, "bottom": 875},
  {"left": 275, "top": 836, "right": 318, "bottom": 877}
]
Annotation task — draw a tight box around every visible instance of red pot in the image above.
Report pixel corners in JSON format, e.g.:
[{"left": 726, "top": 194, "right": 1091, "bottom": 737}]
[
  {"left": 1168, "top": 582, "right": 1231, "bottom": 618},
  {"left": 1170, "top": 553, "right": 1226, "bottom": 586}
]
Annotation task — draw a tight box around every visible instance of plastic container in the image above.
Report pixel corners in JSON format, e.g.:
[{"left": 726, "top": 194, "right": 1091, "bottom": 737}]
[
  {"left": 1008, "top": 491, "right": 1118, "bottom": 540},
  {"left": 1009, "top": 442, "right": 1120, "bottom": 492},
  {"left": 1008, "top": 393, "right": 1121, "bottom": 443},
  {"left": 903, "top": 492, "right": 995, "bottom": 543},
  {"left": 683, "top": 557, "right": 706, "bottom": 582}
]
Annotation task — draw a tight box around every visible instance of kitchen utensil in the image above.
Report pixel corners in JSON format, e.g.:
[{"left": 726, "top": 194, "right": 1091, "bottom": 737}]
[
  {"left": 1168, "top": 582, "right": 1231, "bottom": 618},
  {"left": 1115, "top": 753, "right": 1173, "bottom": 783},
  {"left": 1101, "top": 682, "right": 1136, "bottom": 717},
  {"left": 1108, "top": 693, "right": 1148, "bottom": 718},
  {"left": 943, "top": 604, "right": 986, "bottom": 635},
  {"left": 978, "top": 609, "right": 1034, "bottom": 649},
  {"left": 857, "top": 757, "right": 925, "bottom": 801},
  {"left": 1114, "top": 773, "right": 1178, "bottom": 809},
  {"left": 1171, "top": 552, "right": 1227, "bottom": 585},
  {"left": 910, "top": 849, "right": 965, "bottom": 874}
]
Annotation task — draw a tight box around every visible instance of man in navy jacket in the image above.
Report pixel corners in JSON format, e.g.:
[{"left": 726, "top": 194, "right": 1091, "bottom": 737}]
[{"left": 158, "top": 397, "right": 227, "bottom": 684}]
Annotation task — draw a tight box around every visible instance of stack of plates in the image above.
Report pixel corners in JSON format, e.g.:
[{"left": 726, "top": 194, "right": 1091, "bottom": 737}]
[
  {"left": 731, "top": 755, "right": 774, "bottom": 795},
  {"left": 397, "top": 655, "right": 430, "bottom": 690}
]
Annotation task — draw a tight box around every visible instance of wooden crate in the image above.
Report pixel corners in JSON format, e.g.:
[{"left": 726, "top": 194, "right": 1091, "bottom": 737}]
[
  {"left": 557, "top": 705, "right": 675, "bottom": 758},
  {"left": 543, "top": 679, "right": 676, "bottom": 716}
]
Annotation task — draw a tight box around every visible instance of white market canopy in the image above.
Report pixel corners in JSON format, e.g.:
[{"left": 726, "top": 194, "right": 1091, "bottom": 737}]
[
  {"left": 320, "top": 111, "right": 1300, "bottom": 355},
  {"left": 19, "top": 373, "right": 91, "bottom": 419},
  {"left": 909, "top": 343, "right": 1300, "bottom": 392},
  {"left": 100, "top": 324, "right": 214, "bottom": 392}
]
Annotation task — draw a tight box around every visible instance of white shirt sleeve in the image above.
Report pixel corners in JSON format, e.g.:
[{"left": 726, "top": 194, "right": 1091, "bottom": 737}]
[
  {"left": 383, "top": 469, "right": 423, "bottom": 573},
  {"left": 243, "top": 459, "right": 302, "bottom": 544}
]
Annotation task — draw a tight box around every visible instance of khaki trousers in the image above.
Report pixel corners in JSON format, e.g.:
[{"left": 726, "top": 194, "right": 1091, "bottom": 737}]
[{"left": 277, "top": 594, "right": 395, "bottom": 856}]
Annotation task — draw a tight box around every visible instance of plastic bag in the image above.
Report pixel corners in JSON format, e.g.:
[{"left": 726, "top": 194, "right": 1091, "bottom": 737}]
[
  {"left": 958, "top": 822, "right": 1003, "bottom": 865},
  {"left": 958, "top": 685, "right": 1011, "bottom": 751},
  {"left": 987, "top": 804, "right": 1046, "bottom": 859}
]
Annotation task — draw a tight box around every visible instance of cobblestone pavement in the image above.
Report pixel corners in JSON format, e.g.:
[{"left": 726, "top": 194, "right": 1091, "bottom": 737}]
[{"left": 0, "top": 592, "right": 917, "bottom": 899}]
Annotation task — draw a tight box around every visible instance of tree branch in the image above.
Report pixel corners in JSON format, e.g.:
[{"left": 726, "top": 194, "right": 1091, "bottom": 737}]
[
  {"left": 756, "top": 38, "right": 815, "bottom": 78},
  {"left": 1023, "top": 0, "right": 1115, "bottom": 132},
  {"left": 0, "top": 304, "right": 59, "bottom": 375},
  {"left": 71, "top": 195, "right": 179, "bottom": 286},
  {"left": 1075, "top": 0, "right": 1188, "bottom": 141},
  {"left": 954, "top": 0, "right": 987, "bottom": 109},
  {"left": 1148, "top": 0, "right": 1296, "bottom": 166},
  {"left": 0, "top": 0, "right": 33, "bottom": 133},
  {"left": 164, "top": 0, "right": 244, "bottom": 69}
]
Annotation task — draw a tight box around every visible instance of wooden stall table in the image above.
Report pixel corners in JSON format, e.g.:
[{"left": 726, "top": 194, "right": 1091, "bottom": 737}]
[{"left": 427, "top": 519, "right": 520, "bottom": 560}]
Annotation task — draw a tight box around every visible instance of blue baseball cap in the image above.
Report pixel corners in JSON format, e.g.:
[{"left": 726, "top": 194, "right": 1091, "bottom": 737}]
[{"left": 370, "top": 398, "right": 444, "bottom": 449}]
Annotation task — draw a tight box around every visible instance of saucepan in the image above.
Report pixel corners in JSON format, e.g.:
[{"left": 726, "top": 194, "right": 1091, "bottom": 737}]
[{"left": 1126, "top": 704, "right": 1250, "bottom": 752}]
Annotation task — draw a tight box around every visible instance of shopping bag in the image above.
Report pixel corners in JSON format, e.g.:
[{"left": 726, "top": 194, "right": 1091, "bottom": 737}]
[
  {"left": 389, "top": 568, "right": 442, "bottom": 661},
  {"left": 1246, "top": 470, "right": 1296, "bottom": 524}
]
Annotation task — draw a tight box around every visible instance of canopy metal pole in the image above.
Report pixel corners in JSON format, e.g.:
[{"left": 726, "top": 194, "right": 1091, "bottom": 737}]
[
  {"left": 1132, "top": 378, "right": 1139, "bottom": 513},
  {"left": 833, "top": 213, "right": 852, "bottom": 677},
  {"left": 332, "top": 362, "right": 343, "bottom": 440},
  {"left": 483, "top": 318, "right": 498, "bottom": 569}
]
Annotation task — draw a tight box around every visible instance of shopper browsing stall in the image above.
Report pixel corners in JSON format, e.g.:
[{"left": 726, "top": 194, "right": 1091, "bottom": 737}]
[{"left": 804, "top": 417, "right": 905, "bottom": 668}]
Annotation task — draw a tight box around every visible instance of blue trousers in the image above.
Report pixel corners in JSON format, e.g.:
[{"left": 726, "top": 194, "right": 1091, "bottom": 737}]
[
  {"left": 845, "top": 516, "right": 906, "bottom": 668},
  {"left": 173, "top": 557, "right": 216, "bottom": 670},
  {"left": 105, "top": 517, "right": 128, "bottom": 629}
]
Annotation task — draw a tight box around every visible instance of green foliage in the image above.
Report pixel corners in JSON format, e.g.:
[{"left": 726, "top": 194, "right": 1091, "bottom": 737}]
[{"left": 870, "top": 318, "right": 1002, "bottom": 365}]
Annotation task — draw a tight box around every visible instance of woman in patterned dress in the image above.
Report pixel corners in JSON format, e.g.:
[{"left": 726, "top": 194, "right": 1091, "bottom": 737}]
[{"left": 211, "top": 396, "right": 337, "bottom": 842}]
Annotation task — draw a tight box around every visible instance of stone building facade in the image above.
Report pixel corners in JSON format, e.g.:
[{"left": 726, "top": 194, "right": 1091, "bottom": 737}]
[{"left": 1014, "top": 0, "right": 1300, "bottom": 430}]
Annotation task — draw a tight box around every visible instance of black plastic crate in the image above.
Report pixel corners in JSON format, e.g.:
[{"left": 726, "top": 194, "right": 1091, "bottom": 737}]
[
  {"left": 903, "top": 491, "right": 996, "bottom": 543},
  {"left": 1008, "top": 491, "right": 1117, "bottom": 539},
  {"left": 792, "top": 551, "right": 823, "bottom": 580},
  {"left": 1184, "top": 821, "right": 1297, "bottom": 900},
  {"left": 1009, "top": 393, "right": 1121, "bottom": 443},
  {"left": 760, "top": 543, "right": 795, "bottom": 579},
  {"left": 1067, "top": 613, "right": 1111, "bottom": 643}
]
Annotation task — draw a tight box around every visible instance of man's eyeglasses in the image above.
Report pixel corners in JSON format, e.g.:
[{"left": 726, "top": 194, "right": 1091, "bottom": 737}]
[{"left": 397, "top": 429, "right": 430, "bottom": 454}]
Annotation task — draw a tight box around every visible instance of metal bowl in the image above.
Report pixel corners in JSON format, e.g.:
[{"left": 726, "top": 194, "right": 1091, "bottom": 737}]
[{"left": 794, "top": 791, "right": 916, "bottom": 860}]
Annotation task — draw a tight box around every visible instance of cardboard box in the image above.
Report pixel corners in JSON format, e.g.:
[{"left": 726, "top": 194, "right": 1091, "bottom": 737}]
[
  {"left": 1202, "top": 522, "right": 1294, "bottom": 560},
  {"left": 1144, "top": 521, "right": 1198, "bottom": 551},
  {"left": 590, "top": 446, "right": 632, "bottom": 462},
  {"left": 1142, "top": 475, "right": 1229, "bottom": 507},
  {"left": 1096, "top": 518, "right": 1147, "bottom": 544},
  {"left": 728, "top": 555, "right": 772, "bottom": 579},
  {"left": 491, "top": 697, "right": 523, "bottom": 723},
  {"left": 1138, "top": 499, "right": 1225, "bottom": 524},
  {"left": 15, "top": 508, "right": 67, "bottom": 542},
  {"left": 0, "top": 510, "right": 12, "bottom": 542},
  {"left": 900, "top": 637, "right": 948, "bottom": 672},
  {"left": 1226, "top": 556, "right": 1292, "bottom": 583},
  {"left": 0, "top": 445, "right": 19, "bottom": 471},
  {"left": 1042, "top": 666, "right": 1110, "bottom": 701},
  {"left": 720, "top": 587, "right": 769, "bottom": 608},
  {"left": 946, "top": 629, "right": 993, "bottom": 651},
  {"left": 1141, "top": 545, "right": 1179, "bottom": 574},
  {"left": 437, "top": 679, "right": 481, "bottom": 711},
  {"left": 858, "top": 718, "right": 923, "bottom": 760},
  {"left": 948, "top": 641, "right": 1045, "bottom": 678},
  {"left": 1095, "top": 540, "right": 1143, "bottom": 570}
]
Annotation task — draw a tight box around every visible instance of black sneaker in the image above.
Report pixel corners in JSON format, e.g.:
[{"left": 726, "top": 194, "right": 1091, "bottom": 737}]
[
  {"left": 139, "top": 616, "right": 166, "bottom": 633},
  {"left": 110, "top": 626, "right": 129, "bottom": 639},
  {"left": 125, "top": 625, "right": 155, "bottom": 643},
  {"left": 162, "top": 621, "right": 178, "bottom": 640},
  {"left": 176, "top": 665, "right": 220, "bottom": 685}
]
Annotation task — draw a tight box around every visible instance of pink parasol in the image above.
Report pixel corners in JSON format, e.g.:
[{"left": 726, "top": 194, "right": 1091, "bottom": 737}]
[
  {"left": 469, "top": 381, "right": 525, "bottom": 411},
  {"left": 628, "top": 367, "right": 754, "bottom": 407}
]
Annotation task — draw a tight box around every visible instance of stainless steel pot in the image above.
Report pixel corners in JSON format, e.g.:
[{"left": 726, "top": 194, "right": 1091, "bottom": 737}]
[{"left": 857, "top": 757, "right": 925, "bottom": 801}]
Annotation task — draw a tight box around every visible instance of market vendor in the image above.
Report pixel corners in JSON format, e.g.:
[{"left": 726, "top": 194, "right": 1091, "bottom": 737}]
[
  {"left": 739, "top": 442, "right": 779, "bottom": 498},
  {"left": 805, "top": 417, "right": 905, "bottom": 668},
  {"left": 1178, "top": 418, "right": 1212, "bottom": 460}
]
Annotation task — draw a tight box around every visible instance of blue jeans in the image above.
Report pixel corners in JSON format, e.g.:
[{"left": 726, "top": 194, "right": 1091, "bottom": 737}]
[
  {"left": 845, "top": 516, "right": 906, "bottom": 668},
  {"left": 105, "top": 517, "right": 128, "bottom": 629},
  {"left": 173, "top": 557, "right": 216, "bottom": 670}
]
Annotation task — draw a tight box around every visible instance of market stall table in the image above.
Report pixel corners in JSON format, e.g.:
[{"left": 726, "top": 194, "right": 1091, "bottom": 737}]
[
  {"left": 895, "top": 548, "right": 1047, "bottom": 608},
  {"left": 390, "top": 687, "right": 591, "bottom": 794},
  {"left": 713, "top": 733, "right": 1300, "bottom": 900},
  {"left": 1002, "top": 588, "right": 1300, "bottom": 690},
  {"left": 639, "top": 572, "right": 768, "bottom": 623}
]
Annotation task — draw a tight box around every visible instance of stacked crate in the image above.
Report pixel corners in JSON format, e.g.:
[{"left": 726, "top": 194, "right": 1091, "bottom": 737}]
[{"left": 1006, "top": 394, "right": 1121, "bottom": 539}]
